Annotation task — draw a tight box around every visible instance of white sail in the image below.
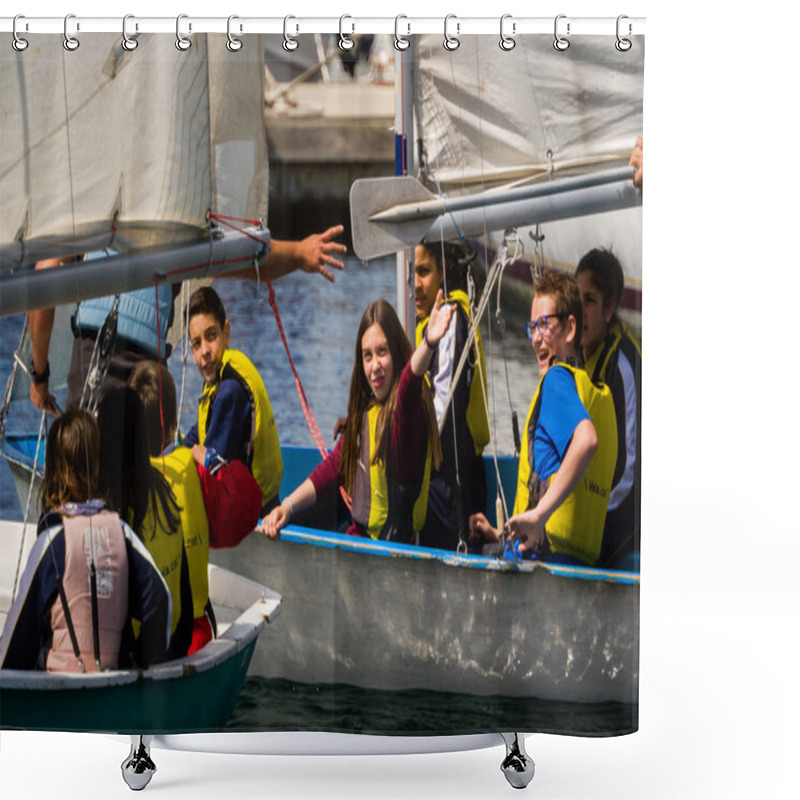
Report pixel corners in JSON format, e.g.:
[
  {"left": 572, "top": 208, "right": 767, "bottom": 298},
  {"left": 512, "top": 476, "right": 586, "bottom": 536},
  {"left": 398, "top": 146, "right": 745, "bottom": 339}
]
[
  {"left": 0, "top": 34, "right": 269, "bottom": 268},
  {"left": 413, "top": 34, "right": 643, "bottom": 188},
  {"left": 409, "top": 34, "right": 644, "bottom": 296}
]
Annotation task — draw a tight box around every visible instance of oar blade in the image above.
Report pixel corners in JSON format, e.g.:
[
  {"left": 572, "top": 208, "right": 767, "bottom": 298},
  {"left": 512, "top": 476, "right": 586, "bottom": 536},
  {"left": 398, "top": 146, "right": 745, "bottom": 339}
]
[{"left": 349, "top": 177, "right": 438, "bottom": 261}]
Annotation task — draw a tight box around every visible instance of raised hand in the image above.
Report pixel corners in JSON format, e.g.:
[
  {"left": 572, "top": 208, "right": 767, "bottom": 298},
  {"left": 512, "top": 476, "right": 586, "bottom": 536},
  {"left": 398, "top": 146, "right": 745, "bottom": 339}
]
[{"left": 295, "top": 225, "right": 347, "bottom": 283}]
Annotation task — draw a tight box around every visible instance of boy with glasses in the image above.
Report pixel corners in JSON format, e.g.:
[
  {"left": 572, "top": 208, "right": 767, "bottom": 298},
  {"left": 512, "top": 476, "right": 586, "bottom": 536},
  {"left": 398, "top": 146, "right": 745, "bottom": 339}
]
[{"left": 470, "top": 271, "right": 617, "bottom": 566}]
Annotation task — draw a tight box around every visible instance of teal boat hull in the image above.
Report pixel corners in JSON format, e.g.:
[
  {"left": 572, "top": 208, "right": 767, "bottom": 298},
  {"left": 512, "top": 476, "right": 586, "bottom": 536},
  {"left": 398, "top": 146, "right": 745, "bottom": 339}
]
[
  {"left": 0, "top": 562, "right": 281, "bottom": 734},
  {"left": 0, "top": 639, "right": 257, "bottom": 733}
]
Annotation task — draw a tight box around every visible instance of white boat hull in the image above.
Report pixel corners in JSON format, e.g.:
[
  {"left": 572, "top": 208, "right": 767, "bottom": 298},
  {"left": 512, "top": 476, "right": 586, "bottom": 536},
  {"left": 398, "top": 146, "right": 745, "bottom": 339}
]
[{"left": 210, "top": 526, "right": 639, "bottom": 705}]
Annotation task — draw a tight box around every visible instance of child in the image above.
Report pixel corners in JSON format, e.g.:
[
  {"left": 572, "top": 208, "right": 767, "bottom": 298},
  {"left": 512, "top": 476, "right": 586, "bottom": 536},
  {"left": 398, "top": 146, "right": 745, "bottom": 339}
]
[
  {"left": 98, "top": 387, "right": 193, "bottom": 661},
  {"left": 0, "top": 409, "right": 170, "bottom": 671},
  {"left": 414, "top": 240, "right": 490, "bottom": 551},
  {"left": 182, "top": 286, "right": 283, "bottom": 516},
  {"left": 575, "top": 248, "right": 642, "bottom": 567},
  {"left": 262, "top": 295, "right": 452, "bottom": 543},
  {"left": 470, "top": 272, "right": 617, "bottom": 566},
  {"left": 129, "top": 361, "right": 262, "bottom": 652}
]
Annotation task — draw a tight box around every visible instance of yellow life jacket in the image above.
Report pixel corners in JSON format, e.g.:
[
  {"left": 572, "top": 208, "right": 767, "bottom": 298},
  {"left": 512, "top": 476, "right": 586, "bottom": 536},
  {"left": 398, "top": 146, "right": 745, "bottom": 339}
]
[
  {"left": 152, "top": 447, "right": 209, "bottom": 620},
  {"left": 513, "top": 364, "right": 617, "bottom": 565},
  {"left": 350, "top": 403, "right": 432, "bottom": 541},
  {"left": 197, "top": 348, "right": 283, "bottom": 506},
  {"left": 137, "top": 493, "right": 185, "bottom": 636},
  {"left": 415, "top": 290, "right": 490, "bottom": 454},
  {"left": 583, "top": 318, "right": 642, "bottom": 386}
]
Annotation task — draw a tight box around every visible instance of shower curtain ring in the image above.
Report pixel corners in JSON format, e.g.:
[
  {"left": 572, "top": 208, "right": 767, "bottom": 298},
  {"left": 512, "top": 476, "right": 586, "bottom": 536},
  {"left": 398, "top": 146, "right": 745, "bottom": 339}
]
[
  {"left": 63, "top": 14, "right": 80, "bottom": 51},
  {"left": 394, "top": 15, "right": 410, "bottom": 51},
  {"left": 615, "top": 15, "right": 632, "bottom": 51},
  {"left": 339, "top": 15, "right": 355, "bottom": 51},
  {"left": 12, "top": 15, "right": 29, "bottom": 52},
  {"left": 443, "top": 14, "right": 460, "bottom": 51},
  {"left": 499, "top": 14, "right": 516, "bottom": 51},
  {"left": 227, "top": 15, "right": 243, "bottom": 51},
  {"left": 554, "top": 14, "right": 570, "bottom": 51},
  {"left": 122, "top": 15, "right": 138, "bottom": 51},
  {"left": 283, "top": 16, "right": 299, "bottom": 52},
  {"left": 176, "top": 14, "right": 192, "bottom": 51}
]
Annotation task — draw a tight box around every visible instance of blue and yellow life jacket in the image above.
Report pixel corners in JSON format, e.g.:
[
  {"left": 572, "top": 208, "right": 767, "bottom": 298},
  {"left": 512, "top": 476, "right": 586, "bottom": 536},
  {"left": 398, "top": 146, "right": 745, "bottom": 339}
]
[
  {"left": 350, "top": 403, "right": 432, "bottom": 542},
  {"left": 514, "top": 364, "right": 617, "bottom": 565},
  {"left": 415, "top": 289, "right": 490, "bottom": 454},
  {"left": 583, "top": 318, "right": 642, "bottom": 386},
  {"left": 152, "top": 446, "right": 209, "bottom": 620},
  {"left": 197, "top": 348, "right": 283, "bottom": 506}
]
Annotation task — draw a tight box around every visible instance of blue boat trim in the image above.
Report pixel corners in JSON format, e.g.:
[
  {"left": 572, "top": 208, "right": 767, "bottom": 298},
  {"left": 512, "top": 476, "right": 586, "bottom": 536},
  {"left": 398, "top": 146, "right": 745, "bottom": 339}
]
[{"left": 277, "top": 525, "right": 640, "bottom": 586}]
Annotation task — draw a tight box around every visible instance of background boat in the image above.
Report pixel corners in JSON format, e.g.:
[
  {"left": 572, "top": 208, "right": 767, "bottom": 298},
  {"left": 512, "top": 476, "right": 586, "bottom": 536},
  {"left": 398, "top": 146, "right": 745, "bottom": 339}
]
[{"left": 263, "top": 34, "right": 395, "bottom": 246}]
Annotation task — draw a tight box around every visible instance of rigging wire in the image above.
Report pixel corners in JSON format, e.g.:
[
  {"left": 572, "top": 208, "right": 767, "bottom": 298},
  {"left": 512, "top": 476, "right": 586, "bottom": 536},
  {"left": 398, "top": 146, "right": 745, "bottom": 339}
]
[
  {"left": 11, "top": 406, "right": 47, "bottom": 605},
  {"left": 206, "top": 213, "right": 352, "bottom": 511}
]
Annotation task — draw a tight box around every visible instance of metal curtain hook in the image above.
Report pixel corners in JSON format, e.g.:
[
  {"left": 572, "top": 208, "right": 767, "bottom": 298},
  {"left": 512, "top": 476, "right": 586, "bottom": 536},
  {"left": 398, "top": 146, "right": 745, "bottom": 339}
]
[
  {"left": 499, "top": 14, "right": 516, "bottom": 51},
  {"left": 443, "top": 14, "right": 460, "bottom": 51},
  {"left": 176, "top": 14, "right": 192, "bottom": 51},
  {"left": 394, "top": 15, "right": 410, "bottom": 51},
  {"left": 12, "top": 15, "right": 29, "bottom": 52},
  {"left": 227, "top": 15, "right": 243, "bottom": 52},
  {"left": 122, "top": 14, "right": 138, "bottom": 51},
  {"left": 339, "top": 15, "right": 355, "bottom": 51},
  {"left": 283, "top": 15, "right": 298, "bottom": 52},
  {"left": 63, "top": 14, "right": 80, "bottom": 51},
  {"left": 553, "top": 14, "right": 570, "bottom": 51},
  {"left": 616, "top": 15, "right": 632, "bottom": 52}
]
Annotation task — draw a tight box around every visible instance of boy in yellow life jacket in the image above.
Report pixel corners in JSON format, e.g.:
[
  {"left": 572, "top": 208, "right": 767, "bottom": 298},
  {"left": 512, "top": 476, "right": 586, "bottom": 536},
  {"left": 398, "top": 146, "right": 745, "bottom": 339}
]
[
  {"left": 470, "top": 271, "right": 617, "bottom": 566},
  {"left": 182, "top": 286, "right": 283, "bottom": 516},
  {"left": 414, "top": 240, "right": 490, "bottom": 551},
  {"left": 129, "top": 361, "right": 261, "bottom": 654}
]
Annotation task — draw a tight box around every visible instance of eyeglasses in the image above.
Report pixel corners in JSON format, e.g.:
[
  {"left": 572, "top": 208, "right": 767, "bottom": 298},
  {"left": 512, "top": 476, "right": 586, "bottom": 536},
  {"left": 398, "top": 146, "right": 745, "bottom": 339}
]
[{"left": 526, "top": 314, "right": 565, "bottom": 339}]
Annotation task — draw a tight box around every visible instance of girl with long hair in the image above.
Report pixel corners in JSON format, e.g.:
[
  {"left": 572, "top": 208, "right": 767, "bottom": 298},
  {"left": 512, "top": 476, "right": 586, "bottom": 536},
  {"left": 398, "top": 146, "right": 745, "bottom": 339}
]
[
  {"left": 262, "top": 294, "right": 453, "bottom": 544},
  {"left": 97, "top": 387, "right": 194, "bottom": 659},
  {"left": 0, "top": 409, "right": 170, "bottom": 671}
]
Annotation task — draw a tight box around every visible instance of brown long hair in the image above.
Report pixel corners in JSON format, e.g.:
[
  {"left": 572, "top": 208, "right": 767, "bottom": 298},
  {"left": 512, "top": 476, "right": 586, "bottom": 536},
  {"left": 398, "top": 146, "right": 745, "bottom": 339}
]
[
  {"left": 40, "top": 409, "right": 102, "bottom": 514},
  {"left": 128, "top": 360, "right": 177, "bottom": 457},
  {"left": 339, "top": 300, "right": 442, "bottom": 493}
]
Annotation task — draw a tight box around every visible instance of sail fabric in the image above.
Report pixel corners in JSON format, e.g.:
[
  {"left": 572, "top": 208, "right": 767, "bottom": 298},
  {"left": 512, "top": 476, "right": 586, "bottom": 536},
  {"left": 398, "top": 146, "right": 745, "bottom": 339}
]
[
  {"left": 412, "top": 34, "right": 644, "bottom": 189},
  {"left": 410, "top": 34, "right": 644, "bottom": 295},
  {"left": 0, "top": 35, "right": 269, "bottom": 267}
]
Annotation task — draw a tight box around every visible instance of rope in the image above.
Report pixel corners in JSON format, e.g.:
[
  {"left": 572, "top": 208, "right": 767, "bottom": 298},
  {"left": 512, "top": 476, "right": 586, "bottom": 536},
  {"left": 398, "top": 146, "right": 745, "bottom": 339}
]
[
  {"left": 265, "top": 282, "right": 328, "bottom": 457},
  {"left": 175, "top": 282, "right": 190, "bottom": 445}
]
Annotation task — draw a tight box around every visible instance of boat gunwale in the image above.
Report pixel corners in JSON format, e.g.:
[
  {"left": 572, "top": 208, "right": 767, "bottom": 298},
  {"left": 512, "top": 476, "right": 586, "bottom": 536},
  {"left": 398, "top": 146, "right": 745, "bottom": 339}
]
[
  {"left": 0, "top": 566, "right": 280, "bottom": 692},
  {"left": 276, "top": 524, "right": 640, "bottom": 586}
]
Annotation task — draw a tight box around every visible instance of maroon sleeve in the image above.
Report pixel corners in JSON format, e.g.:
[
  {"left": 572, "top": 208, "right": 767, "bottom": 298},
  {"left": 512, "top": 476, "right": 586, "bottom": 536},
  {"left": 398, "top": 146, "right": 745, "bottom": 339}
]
[
  {"left": 308, "top": 436, "right": 344, "bottom": 498},
  {"left": 197, "top": 460, "right": 262, "bottom": 549},
  {"left": 390, "top": 361, "right": 428, "bottom": 484}
]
